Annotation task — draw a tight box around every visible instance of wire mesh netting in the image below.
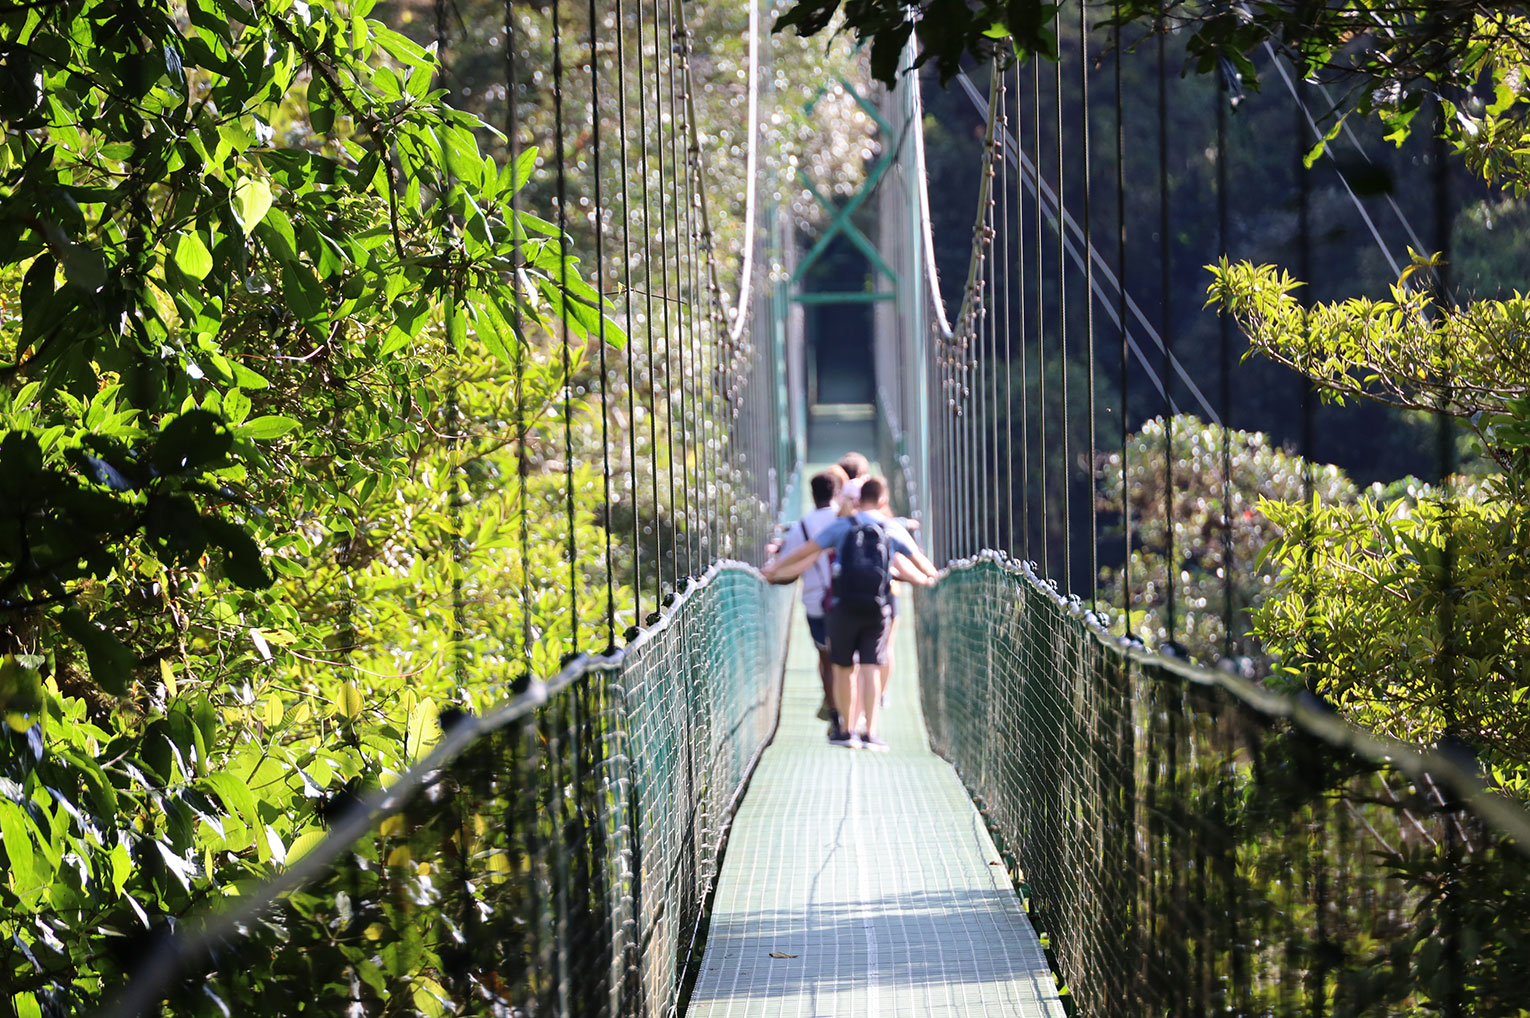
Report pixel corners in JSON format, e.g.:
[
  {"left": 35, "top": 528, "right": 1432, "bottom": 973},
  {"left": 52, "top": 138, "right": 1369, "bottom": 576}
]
[
  {"left": 101, "top": 566, "right": 790, "bottom": 1017},
  {"left": 915, "top": 556, "right": 1530, "bottom": 1018}
]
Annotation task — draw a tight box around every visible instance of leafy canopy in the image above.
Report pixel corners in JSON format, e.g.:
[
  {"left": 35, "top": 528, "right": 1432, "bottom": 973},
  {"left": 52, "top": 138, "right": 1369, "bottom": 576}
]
[{"left": 0, "top": 0, "right": 625, "bottom": 1011}]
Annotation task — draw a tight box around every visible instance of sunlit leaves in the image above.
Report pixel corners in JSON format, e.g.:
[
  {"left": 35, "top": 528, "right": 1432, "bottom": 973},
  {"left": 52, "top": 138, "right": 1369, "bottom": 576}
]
[
  {"left": 239, "top": 415, "right": 301, "bottom": 440},
  {"left": 174, "top": 233, "right": 214, "bottom": 281},
  {"left": 3, "top": 0, "right": 634, "bottom": 1008},
  {"left": 230, "top": 177, "right": 274, "bottom": 236},
  {"left": 1213, "top": 231, "right": 1530, "bottom": 781}
]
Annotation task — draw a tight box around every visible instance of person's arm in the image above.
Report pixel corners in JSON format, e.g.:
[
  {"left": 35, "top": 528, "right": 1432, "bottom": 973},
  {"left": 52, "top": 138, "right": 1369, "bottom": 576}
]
[
  {"left": 905, "top": 546, "right": 938, "bottom": 580},
  {"left": 883, "top": 520, "right": 938, "bottom": 581},
  {"left": 762, "top": 522, "right": 806, "bottom": 582},
  {"left": 887, "top": 532, "right": 939, "bottom": 584},
  {"left": 762, "top": 538, "right": 824, "bottom": 583},
  {"left": 892, "top": 552, "right": 934, "bottom": 586}
]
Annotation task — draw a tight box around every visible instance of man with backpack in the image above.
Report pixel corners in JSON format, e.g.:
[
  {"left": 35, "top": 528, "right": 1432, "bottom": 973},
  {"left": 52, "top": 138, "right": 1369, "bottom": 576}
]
[
  {"left": 767, "top": 467, "right": 848, "bottom": 731},
  {"left": 764, "top": 477, "right": 937, "bottom": 750}
]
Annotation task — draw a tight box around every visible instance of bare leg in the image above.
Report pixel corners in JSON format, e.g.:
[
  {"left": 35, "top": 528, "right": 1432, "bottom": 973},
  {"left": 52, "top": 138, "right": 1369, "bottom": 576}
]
[
  {"left": 817, "top": 648, "right": 836, "bottom": 714},
  {"left": 856, "top": 663, "right": 881, "bottom": 736},
  {"left": 880, "top": 617, "right": 898, "bottom": 699},
  {"left": 833, "top": 664, "right": 856, "bottom": 735}
]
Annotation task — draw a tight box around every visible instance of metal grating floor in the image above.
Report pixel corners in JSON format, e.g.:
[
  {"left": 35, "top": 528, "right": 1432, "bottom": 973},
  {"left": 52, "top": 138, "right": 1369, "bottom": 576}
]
[{"left": 686, "top": 590, "right": 1067, "bottom": 1017}]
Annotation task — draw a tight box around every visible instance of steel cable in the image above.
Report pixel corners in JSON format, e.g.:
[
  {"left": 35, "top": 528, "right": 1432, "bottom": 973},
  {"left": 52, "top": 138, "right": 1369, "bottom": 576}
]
[{"left": 551, "top": 0, "right": 580, "bottom": 653}]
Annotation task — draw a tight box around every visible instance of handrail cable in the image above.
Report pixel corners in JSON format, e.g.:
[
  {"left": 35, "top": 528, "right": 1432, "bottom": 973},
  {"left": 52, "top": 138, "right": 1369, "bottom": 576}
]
[{"left": 96, "top": 555, "right": 783, "bottom": 1018}]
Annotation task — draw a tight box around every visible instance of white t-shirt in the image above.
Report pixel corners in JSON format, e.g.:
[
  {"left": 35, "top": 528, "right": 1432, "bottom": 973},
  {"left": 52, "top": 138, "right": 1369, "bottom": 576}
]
[
  {"left": 838, "top": 477, "right": 864, "bottom": 513},
  {"left": 778, "top": 505, "right": 840, "bottom": 617}
]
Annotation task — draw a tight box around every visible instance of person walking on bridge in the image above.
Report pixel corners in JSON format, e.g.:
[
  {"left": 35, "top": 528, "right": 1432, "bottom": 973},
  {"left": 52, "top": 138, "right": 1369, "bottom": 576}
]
[
  {"left": 766, "top": 466, "right": 848, "bottom": 734},
  {"left": 835, "top": 451, "right": 869, "bottom": 514},
  {"left": 765, "top": 477, "right": 937, "bottom": 750}
]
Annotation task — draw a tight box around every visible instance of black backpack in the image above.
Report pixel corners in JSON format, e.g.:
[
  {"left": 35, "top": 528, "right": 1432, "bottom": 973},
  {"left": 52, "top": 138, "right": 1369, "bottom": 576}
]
[{"left": 829, "top": 516, "right": 891, "bottom": 613}]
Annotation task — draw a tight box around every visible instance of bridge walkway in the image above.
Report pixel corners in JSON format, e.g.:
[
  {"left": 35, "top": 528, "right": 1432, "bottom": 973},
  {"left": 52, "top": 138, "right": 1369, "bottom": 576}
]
[{"left": 688, "top": 567, "right": 1066, "bottom": 1016}]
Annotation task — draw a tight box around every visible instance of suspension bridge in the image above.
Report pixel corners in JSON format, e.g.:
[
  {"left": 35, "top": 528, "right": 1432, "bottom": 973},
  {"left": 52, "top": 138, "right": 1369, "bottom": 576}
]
[{"left": 81, "top": 1, "right": 1530, "bottom": 1016}]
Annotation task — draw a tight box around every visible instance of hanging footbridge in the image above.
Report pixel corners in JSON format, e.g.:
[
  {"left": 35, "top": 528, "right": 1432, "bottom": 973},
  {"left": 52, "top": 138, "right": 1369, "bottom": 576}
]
[{"left": 76, "top": 2, "right": 1530, "bottom": 1016}]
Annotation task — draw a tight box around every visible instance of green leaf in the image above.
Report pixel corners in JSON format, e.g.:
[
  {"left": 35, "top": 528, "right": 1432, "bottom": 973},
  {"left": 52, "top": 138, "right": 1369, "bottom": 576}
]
[
  {"left": 108, "top": 843, "right": 132, "bottom": 896},
  {"left": 404, "top": 697, "right": 439, "bottom": 762},
  {"left": 203, "top": 516, "right": 272, "bottom": 589},
  {"left": 280, "top": 261, "right": 326, "bottom": 322},
  {"left": 231, "top": 177, "right": 273, "bottom": 236},
  {"left": 412, "top": 977, "right": 448, "bottom": 1018},
  {"left": 239, "top": 414, "right": 300, "bottom": 440},
  {"left": 338, "top": 681, "right": 363, "bottom": 719},
  {"left": 222, "top": 387, "right": 251, "bottom": 425},
  {"left": 175, "top": 232, "right": 214, "bottom": 280},
  {"left": 307, "top": 76, "right": 335, "bottom": 134},
  {"left": 203, "top": 771, "right": 258, "bottom": 827},
  {"left": 507, "top": 145, "right": 538, "bottom": 195},
  {"left": 154, "top": 409, "right": 232, "bottom": 474},
  {"left": 59, "top": 609, "right": 132, "bottom": 695},
  {"left": 0, "top": 800, "right": 41, "bottom": 892},
  {"left": 59, "top": 241, "right": 107, "bottom": 291},
  {"left": 0, "top": 655, "right": 46, "bottom": 731},
  {"left": 286, "top": 828, "right": 328, "bottom": 865}
]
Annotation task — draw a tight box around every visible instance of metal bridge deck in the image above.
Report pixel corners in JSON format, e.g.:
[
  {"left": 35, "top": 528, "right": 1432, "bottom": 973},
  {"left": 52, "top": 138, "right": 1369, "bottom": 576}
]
[{"left": 687, "top": 590, "right": 1066, "bottom": 1017}]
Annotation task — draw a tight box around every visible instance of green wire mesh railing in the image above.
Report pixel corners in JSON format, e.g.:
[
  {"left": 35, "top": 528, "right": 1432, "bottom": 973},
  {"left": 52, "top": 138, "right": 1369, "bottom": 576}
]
[
  {"left": 103, "top": 565, "right": 791, "bottom": 1018},
  {"left": 916, "top": 556, "right": 1530, "bottom": 1018}
]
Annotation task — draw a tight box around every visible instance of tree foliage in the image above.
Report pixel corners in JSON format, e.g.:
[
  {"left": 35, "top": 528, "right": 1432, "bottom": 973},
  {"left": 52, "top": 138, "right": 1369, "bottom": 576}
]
[
  {"left": 1096, "top": 413, "right": 1359, "bottom": 671},
  {"left": 1212, "top": 250, "right": 1530, "bottom": 779},
  {"left": 0, "top": 0, "right": 637, "bottom": 1010}
]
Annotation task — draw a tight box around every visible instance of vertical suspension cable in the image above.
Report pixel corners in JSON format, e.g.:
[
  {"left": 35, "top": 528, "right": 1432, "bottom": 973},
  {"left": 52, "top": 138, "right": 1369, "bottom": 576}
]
[
  {"left": 1054, "top": 5, "right": 1070, "bottom": 590},
  {"left": 589, "top": 0, "right": 617, "bottom": 649},
  {"left": 1433, "top": 115, "right": 1457, "bottom": 736},
  {"left": 991, "top": 137, "right": 1003, "bottom": 551},
  {"left": 989, "top": 130, "right": 1001, "bottom": 554},
  {"left": 999, "top": 66, "right": 1014, "bottom": 556},
  {"left": 434, "top": 0, "right": 468, "bottom": 692},
  {"left": 552, "top": 0, "right": 580, "bottom": 653},
  {"left": 505, "top": 0, "right": 533, "bottom": 665},
  {"left": 674, "top": 1, "right": 706, "bottom": 570},
  {"left": 1431, "top": 102, "right": 1463, "bottom": 1018},
  {"left": 549, "top": 3, "right": 576, "bottom": 996},
  {"left": 1115, "top": 3, "right": 1131, "bottom": 638},
  {"left": 1034, "top": 56, "right": 1048, "bottom": 576},
  {"left": 956, "top": 326, "right": 967, "bottom": 555},
  {"left": 649, "top": 0, "right": 680, "bottom": 588},
  {"left": 1079, "top": 0, "right": 1097, "bottom": 610},
  {"left": 1160, "top": 27, "right": 1176, "bottom": 644},
  {"left": 976, "top": 103, "right": 992, "bottom": 554},
  {"left": 1012, "top": 60, "right": 1026, "bottom": 562},
  {"left": 1295, "top": 81, "right": 1315, "bottom": 673},
  {"left": 614, "top": 0, "right": 642, "bottom": 631},
  {"left": 634, "top": 0, "right": 665, "bottom": 609},
  {"left": 1216, "top": 44, "right": 1233, "bottom": 661},
  {"left": 663, "top": 0, "right": 694, "bottom": 579}
]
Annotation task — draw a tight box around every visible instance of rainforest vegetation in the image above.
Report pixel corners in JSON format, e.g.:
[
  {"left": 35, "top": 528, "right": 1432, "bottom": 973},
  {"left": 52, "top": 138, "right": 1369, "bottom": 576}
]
[
  {"left": 0, "top": 0, "right": 867, "bottom": 1010},
  {"left": 6, "top": 0, "right": 1530, "bottom": 1012}
]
